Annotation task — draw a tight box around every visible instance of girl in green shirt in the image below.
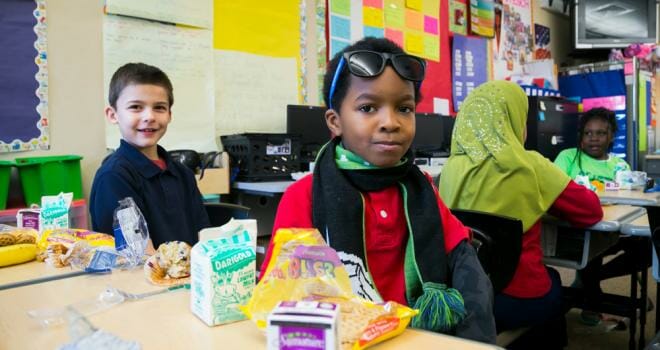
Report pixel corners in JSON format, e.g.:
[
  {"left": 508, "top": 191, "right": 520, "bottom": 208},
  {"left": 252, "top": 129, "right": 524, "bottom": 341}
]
[{"left": 554, "top": 107, "right": 630, "bottom": 183}]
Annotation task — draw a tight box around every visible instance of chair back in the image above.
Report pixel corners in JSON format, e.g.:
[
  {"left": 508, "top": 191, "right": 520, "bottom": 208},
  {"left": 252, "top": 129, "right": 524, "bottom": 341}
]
[
  {"left": 450, "top": 208, "right": 523, "bottom": 293},
  {"left": 204, "top": 202, "right": 251, "bottom": 227}
]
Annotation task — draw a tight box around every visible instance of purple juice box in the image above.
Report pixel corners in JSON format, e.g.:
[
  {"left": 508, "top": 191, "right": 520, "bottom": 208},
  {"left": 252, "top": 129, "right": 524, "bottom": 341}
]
[
  {"left": 267, "top": 300, "right": 339, "bottom": 350},
  {"left": 16, "top": 209, "right": 40, "bottom": 231}
]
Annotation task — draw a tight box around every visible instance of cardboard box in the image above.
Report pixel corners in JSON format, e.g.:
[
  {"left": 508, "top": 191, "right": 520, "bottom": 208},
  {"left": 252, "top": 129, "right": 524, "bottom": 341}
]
[{"left": 195, "top": 152, "right": 230, "bottom": 195}]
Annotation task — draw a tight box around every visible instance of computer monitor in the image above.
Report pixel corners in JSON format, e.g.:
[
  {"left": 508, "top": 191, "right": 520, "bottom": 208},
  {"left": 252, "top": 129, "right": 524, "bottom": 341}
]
[
  {"left": 286, "top": 105, "right": 331, "bottom": 162},
  {"left": 413, "top": 113, "right": 454, "bottom": 157}
]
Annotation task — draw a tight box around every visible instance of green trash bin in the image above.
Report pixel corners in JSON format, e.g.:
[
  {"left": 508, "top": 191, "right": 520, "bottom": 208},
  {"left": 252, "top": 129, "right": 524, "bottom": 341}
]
[
  {"left": 14, "top": 155, "right": 83, "bottom": 206},
  {"left": 0, "top": 160, "right": 13, "bottom": 210}
]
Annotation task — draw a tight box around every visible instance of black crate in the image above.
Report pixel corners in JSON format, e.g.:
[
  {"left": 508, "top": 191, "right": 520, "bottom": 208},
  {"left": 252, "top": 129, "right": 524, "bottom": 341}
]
[{"left": 221, "top": 133, "right": 301, "bottom": 182}]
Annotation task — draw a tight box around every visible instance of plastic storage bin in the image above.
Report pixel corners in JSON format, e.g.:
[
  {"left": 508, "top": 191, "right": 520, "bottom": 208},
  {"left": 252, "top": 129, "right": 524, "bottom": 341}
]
[
  {"left": 0, "top": 160, "right": 13, "bottom": 210},
  {"left": 14, "top": 155, "right": 83, "bottom": 206}
]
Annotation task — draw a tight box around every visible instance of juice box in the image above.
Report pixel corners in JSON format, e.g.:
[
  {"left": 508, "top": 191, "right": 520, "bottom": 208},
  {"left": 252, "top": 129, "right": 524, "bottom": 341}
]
[
  {"left": 267, "top": 300, "right": 339, "bottom": 350},
  {"left": 190, "top": 219, "right": 257, "bottom": 326}
]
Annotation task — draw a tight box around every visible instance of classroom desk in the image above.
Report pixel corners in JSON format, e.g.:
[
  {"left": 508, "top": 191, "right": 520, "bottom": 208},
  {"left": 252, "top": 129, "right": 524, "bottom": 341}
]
[
  {"left": 543, "top": 205, "right": 650, "bottom": 350},
  {"left": 598, "top": 189, "right": 660, "bottom": 207},
  {"left": 543, "top": 205, "right": 646, "bottom": 270},
  {"left": 620, "top": 214, "right": 660, "bottom": 335},
  {"left": 0, "top": 268, "right": 500, "bottom": 350},
  {"left": 0, "top": 261, "right": 88, "bottom": 291}
]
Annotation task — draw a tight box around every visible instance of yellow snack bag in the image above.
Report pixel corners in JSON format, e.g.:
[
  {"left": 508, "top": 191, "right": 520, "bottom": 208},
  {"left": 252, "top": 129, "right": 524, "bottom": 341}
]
[{"left": 242, "top": 228, "right": 417, "bottom": 350}]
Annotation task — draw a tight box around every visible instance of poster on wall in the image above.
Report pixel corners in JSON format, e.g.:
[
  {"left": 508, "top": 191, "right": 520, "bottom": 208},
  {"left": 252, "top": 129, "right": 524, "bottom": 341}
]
[
  {"left": 104, "top": 14, "right": 216, "bottom": 151},
  {"left": 328, "top": 0, "right": 441, "bottom": 62},
  {"left": 0, "top": 0, "right": 49, "bottom": 153},
  {"left": 492, "top": 0, "right": 533, "bottom": 80},
  {"left": 449, "top": 0, "right": 467, "bottom": 35},
  {"left": 534, "top": 23, "right": 551, "bottom": 59},
  {"left": 452, "top": 35, "right": 488, "bottom": 111},
  {"left": 469, "top": 0, "right": 495, "bottom": 37}
]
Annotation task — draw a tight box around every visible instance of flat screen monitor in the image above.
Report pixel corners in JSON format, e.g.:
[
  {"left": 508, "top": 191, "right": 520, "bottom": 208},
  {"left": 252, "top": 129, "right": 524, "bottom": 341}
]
[
  {"left": 413, "top": 113, "right": 454, "bottom": 157},
  {"left": 572, "top": 0, "right": 658, "bottom": 49},
  {"left": 286, "top": 105, "right": 330, "bottom": 162}
]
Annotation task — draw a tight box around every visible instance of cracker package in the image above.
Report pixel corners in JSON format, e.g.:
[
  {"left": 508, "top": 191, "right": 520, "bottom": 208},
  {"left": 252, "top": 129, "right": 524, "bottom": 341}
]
[
  {"left": 243, "top": 228, "right": 417, "bottom": 350},
  {"left": 190, "top": 219, "right": 257, "bottom": 326}
]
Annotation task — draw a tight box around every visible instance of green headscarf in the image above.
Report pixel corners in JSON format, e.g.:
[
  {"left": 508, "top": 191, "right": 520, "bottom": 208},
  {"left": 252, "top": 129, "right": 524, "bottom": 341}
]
[{"left": 439, "top": 81, "right": 570, "bottom": 232}]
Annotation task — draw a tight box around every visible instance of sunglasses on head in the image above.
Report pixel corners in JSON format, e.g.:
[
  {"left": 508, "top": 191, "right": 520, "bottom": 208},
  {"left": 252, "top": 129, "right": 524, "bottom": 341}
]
[{"left": 328, "top": 50, "right": 426, "bottom": 110}]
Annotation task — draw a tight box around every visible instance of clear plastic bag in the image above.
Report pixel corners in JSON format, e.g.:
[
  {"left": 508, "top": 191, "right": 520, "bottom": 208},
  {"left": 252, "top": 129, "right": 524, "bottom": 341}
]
[
  {"left": 28, "top": 287, "right": 126, "bottom": 328},
  {"left": 112, "top": 198, "right": 149, "bottom": 268}
]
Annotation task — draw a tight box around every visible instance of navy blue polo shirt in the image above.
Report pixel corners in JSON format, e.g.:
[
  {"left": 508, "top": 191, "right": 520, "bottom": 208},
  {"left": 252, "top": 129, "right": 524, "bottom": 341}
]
[{"left": 90, "top": 140, "right": 210, "bottom": 247}]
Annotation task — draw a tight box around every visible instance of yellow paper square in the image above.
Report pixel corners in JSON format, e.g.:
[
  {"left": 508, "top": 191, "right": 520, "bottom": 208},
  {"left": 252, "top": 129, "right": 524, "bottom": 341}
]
[
  {"left": 405, "top": 32, "right": 423, "bottom": 54},
  {"left": 406, "top": 0, "right": 422, "bottom": 11},
  {"left": 363, "top": 7, "right": 384, "bottom": 27},
  {"left": 423, "top": 34, "right": 439, "bottom": 61},
  {"left": 405, "top": 9, "right": 423, "bottom": 31},
  {"left": 384, "top": 0, "right": 405, "bottom": 28},
  {"left": 422, "top": 0, "right": 439, "bottom": 16}
]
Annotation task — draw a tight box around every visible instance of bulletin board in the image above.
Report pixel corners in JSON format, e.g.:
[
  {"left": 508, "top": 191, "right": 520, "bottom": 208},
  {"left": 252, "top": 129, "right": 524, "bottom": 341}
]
[
  {"left": 491, "top": 0, "right": 533, "bottom": 80},
  {"left": 103, "top": 0, "right": 304, "bottom": 150},
  {"left": 328, "top": 0, "right": 440, "bottom": 61},
  {"left": 0, "top": 0, "right": 49, "bottom": 153},
  {"left": 326, "top": 0, "right": 452, "bottom": 115}
]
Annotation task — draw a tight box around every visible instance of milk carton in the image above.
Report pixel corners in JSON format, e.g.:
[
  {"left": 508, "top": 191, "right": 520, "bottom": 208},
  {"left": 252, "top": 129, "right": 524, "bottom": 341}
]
[
  {"left": 267, "top": 301, "right": 339, "bottom": 350},
  {"left": 190, "top": 219, "right": 257, "bottom": 326}
]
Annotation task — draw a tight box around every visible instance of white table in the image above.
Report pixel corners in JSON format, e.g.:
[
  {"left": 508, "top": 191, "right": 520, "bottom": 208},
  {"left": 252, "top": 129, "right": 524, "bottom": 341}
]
[
  {"left": 0, "top": 268, "right": 501, "bottom": 350},
  {"left": 543, "top": 205, "right": 646, "bottom": 270},
  {"left": 598, "top": 189, "right": 660, "bottom": 206}
]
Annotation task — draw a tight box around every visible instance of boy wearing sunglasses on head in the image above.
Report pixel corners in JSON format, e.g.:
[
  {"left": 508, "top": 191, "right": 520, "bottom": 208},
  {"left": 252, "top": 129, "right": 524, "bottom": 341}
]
[{"left": 259, "top": 37, "right": 496, "bottom": 343}]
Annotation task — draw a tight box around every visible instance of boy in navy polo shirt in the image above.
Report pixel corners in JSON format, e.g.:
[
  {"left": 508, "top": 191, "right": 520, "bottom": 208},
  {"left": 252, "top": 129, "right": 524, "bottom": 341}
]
[{"left": 90, "top": 63, "right": 210, "bottom": 248}]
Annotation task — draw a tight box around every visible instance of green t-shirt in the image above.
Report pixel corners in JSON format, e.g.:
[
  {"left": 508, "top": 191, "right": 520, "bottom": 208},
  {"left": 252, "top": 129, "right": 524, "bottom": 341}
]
[{"left": 553, "top": 148, "right": 630, "bottom": 182}]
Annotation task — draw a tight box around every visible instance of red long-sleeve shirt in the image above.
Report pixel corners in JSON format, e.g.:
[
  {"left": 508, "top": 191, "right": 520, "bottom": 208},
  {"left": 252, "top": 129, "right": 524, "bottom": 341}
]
[
  {"left": 502, "top": 180, "right": 603, "bottom": 298},
  {"left": 259, "top": 174, "right": 470, "bottom": 305}
]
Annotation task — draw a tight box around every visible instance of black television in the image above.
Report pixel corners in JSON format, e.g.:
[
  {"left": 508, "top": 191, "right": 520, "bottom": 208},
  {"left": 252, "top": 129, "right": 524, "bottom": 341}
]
[
  {"left": 412, "top": 113, "right": 454, "bottom": 157},
  {"left": 572, "top": 0, "right": 659, "bottom": 49},
  {"left": 286, "top": 105, "right": 330, "bottom": 163}
]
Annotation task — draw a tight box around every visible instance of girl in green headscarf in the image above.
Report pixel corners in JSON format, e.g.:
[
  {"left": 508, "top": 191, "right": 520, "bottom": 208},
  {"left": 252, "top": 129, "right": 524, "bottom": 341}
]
[{"left": 440, "top": 81, "right": 603, "bottom": 345}]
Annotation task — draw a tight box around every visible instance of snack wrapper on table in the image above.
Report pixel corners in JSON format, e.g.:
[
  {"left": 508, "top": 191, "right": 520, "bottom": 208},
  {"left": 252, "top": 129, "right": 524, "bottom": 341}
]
[
  {"left": 242, "top": 228, "right": 417, "bottom": 350},
  {"left": 36, "top": 229, "right": 114, "bottom": 268}
]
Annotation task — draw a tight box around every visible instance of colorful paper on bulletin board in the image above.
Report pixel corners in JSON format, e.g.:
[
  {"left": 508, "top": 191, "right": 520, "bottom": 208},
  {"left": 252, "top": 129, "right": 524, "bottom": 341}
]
[
  {"left": 449, "top": 0, "right": 467, "bottom": 35},
  {"left": 103, "top": 14, "right": 216, "bottom": 152},
  {"left": 452, "top": 35, "right": 488, "bottom": 111},
  {"left": 492, "top": 0, "right": 533, "bottom": 80},
  {"left": 328, "top": 0, "right": 440, "bottom": 62},
  {"left": 469, "top": 0, "right": 495, "bottom": 37},
  {"left": 214, "top": 1, "right": 299, "bottom": 57},
  {"left": 534, "top": 23, "right": 551, "bottom": 59},
  {"left": 0, "top": 0, "right": 49, "bottom": 153},
  {"left": 105, "top": 0, "right": 212, "bottom": 28},
  {"left": 416, "top": 0, "right": 453, "bottom": 114}
]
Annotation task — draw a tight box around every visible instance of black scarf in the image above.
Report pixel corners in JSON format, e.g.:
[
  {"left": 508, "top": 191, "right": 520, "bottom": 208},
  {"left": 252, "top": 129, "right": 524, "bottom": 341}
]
[{"left": 311, "top": 138, "right": 449, "bottom": 303}]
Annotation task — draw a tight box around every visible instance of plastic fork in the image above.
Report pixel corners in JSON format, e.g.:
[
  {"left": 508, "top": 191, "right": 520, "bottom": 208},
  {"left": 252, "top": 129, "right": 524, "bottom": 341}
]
[{"left": 110, "top": 283, "right": 189, "bottom": 301}]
